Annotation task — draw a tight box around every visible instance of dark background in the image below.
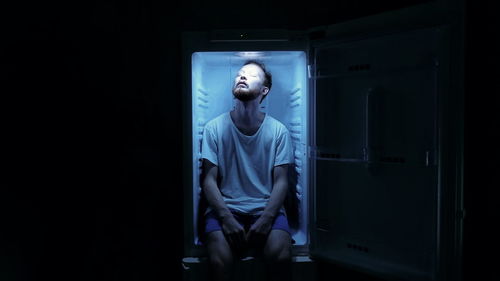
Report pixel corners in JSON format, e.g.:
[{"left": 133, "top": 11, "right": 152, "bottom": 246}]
[{"left": 1, "top": 0, "right": 496, "bottom": 280}]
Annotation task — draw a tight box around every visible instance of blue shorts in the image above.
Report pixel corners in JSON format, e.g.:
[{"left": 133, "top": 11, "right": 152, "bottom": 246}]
[{"left": 204, "top": 210, "right": 291, "bottom": 238}]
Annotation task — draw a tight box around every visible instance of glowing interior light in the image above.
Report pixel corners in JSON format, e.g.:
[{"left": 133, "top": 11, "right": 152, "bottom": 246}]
[{"left": 237, "top": 51, "right": 264, "bottom": 58}]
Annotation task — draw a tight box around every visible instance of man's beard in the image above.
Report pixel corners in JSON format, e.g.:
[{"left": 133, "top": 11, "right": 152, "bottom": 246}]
[{"left": 232, "top": 87, "right": 260, "bottom": 102}]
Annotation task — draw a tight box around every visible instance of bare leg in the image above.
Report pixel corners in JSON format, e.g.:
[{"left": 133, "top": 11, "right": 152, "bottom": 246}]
[
  {"left": 206, "top": 230, "right": 234, "bottom": 281},
  {"left": 263, "top": 229, "right": 292, "bottom": 281}
]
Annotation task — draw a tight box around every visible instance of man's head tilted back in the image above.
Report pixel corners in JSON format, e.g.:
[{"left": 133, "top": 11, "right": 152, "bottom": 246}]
[{"left": 232, "top": 60, "right": 273, "bottom": 104}]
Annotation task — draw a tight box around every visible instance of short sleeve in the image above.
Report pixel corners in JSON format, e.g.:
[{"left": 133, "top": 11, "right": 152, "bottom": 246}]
[
  {"left": 201, "top": 124, "right": 218, "bottom": 166},
  {"left": 274, "top": 127, "right": 294, "bottom": 167}
]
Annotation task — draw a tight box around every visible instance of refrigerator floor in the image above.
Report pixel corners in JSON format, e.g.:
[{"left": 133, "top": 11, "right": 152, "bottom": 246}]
[{"left": 182, "top": 255, "right": 316, "bottom": 281}]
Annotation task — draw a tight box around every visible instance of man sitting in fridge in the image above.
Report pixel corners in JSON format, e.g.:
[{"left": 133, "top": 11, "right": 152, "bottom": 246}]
[{"left": 200, "top": 60, "right": 294, "bottom": 281}]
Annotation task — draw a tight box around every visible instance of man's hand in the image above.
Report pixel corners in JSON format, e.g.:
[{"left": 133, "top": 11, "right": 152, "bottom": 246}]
[
  {"left": 245, "top": 164, "right": 288, "bottom": 246},
  {"left": 246, "top": 214, "right": 273, "bottom": 246},
  {"left": 221, "top": 214, "right": 246, "bottom": 249}
]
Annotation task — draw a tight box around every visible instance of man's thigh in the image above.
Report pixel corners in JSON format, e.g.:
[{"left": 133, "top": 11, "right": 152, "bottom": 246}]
[
  {"left": 206, "top": 230, "right": 233, "bottom": 259},
  {"left": 264, "top": 229, "right": 292, "bottom": 259},
  {"left": 206, "top": 230, "right": 230, "bottom": 251}
]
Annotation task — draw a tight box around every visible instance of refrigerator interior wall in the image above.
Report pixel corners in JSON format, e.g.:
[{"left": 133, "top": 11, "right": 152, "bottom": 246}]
[{"left": 191, "top": 51, "right": 308, "bottom": 246}]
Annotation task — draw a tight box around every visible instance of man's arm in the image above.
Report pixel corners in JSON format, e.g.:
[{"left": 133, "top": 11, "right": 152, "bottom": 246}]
[
  {"left": 202, "top": 159, "right": 230, "bottom": 219},
  {"left": 246, "top": 164, "right": 289, "bottom": 240},
  {"left": 262, "top": 164, "right": 289, "bottom": 219},
  {"left": 202, "top": 159, "right": 246, "bottom": 246}
]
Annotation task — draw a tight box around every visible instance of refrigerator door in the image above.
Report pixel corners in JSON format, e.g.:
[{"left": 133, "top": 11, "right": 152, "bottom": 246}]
[{"left": 309, "top": 3, "right": 462, "bottom": 281}]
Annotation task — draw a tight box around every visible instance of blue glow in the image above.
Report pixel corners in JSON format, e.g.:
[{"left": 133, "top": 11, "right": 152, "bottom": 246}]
[{"left": 191, "top": 51, "right": 308, "bottom": 246}]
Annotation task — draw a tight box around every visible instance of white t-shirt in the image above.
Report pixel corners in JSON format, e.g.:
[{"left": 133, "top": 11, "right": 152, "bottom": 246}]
[{"left": 201, "top": 112, "right": 294, "bottom": 216}]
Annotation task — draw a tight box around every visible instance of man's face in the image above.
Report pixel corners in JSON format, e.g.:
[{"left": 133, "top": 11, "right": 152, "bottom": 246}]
[{"left": 232, "top": 64, "right": 268, "bottom": 102}]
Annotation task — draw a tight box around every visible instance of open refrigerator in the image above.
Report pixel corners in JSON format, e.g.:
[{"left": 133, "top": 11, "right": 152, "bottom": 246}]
[{"left": 181, "top": 2, "right": 464, "bottom": 281}]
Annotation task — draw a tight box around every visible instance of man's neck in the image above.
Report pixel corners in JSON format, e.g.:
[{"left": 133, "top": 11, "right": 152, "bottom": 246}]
[{"left": 231, "top": 100, "right": 265, "bottom": 134}]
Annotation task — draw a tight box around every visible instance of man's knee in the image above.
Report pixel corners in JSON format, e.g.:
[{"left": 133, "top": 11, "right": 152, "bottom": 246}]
[
  {"left": 206, "top": 231, "right": 234, "bottom": 270},
  {"left": 264, "top": 231, "right": 292, "bottom": 281},
  {"left": 209, "top": 253, "right": 233, "bottom": 272},
  {"left": 264, "top": 245, "right": 291, "bottom": 264},
  {"left": 264, "top": 230, "right": 292, "bottom": 264}
]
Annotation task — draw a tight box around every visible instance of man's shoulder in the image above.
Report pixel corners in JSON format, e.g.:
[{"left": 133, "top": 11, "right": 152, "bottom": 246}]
[
  {"left": 265, "top": 115, "right": 289, "bottom": 133},
  {"left": 204, "top": 112, "right": 231, "bottom": 135},
  {"left": 205, "top": 112, "right": 229, "bottom": 127}
]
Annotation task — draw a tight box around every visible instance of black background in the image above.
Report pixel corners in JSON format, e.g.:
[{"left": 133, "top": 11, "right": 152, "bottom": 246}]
[{"left": 1, "top": 0, "right": 496, "bottom": 280}]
